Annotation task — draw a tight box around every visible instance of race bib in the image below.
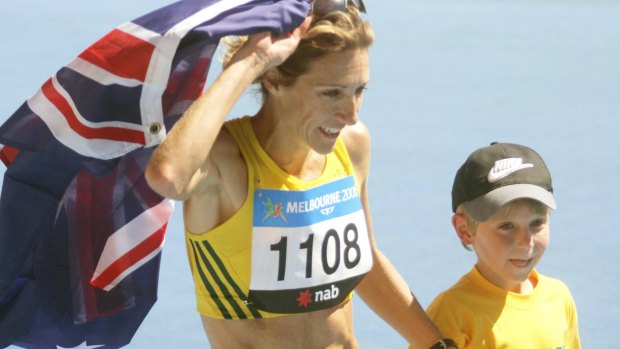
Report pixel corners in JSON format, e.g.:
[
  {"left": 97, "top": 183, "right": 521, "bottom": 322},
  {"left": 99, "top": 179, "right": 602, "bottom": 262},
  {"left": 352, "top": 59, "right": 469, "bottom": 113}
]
[{"left": 247, "top": 176, "right": 373, "bottom": 314}]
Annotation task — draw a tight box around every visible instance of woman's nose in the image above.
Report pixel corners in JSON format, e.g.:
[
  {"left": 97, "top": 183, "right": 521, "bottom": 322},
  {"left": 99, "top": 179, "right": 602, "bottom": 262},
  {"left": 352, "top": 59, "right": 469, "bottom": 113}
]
[{"left": 337, "top": 96, "right": 360, "bottom": 125}]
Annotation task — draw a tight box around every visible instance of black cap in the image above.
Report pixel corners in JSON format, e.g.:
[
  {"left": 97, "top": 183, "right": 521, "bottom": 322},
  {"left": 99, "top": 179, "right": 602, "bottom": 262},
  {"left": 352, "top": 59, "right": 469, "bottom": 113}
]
[{"left": 451, "top": 142, "right": 556, "bottom": 221}]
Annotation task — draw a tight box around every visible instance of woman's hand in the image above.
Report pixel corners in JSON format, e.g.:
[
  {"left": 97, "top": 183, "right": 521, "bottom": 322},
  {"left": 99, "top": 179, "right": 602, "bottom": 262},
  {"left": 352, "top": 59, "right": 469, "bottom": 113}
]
[{"left": 227, "top": 16, "right": 312, "bottom": 76}]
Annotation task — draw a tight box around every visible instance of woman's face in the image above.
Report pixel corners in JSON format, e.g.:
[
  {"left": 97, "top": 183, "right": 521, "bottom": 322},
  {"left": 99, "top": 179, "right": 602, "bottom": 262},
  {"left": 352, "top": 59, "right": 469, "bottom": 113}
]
[{"left": 276, "top": 48, "right": 370, "bottom": 154}]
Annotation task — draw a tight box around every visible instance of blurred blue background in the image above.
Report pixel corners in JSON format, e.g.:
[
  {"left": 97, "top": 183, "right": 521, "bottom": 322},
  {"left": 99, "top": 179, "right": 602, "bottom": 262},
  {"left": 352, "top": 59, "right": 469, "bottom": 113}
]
[{"left": 2, "top": 0, "right": 619, "bottom": 347}]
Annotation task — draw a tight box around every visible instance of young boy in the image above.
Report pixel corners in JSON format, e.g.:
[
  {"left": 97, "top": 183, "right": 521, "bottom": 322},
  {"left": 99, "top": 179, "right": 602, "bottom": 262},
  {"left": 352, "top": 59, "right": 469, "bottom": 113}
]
[{"left": 424, "top": 142, "right": 581, "bottom": 348}]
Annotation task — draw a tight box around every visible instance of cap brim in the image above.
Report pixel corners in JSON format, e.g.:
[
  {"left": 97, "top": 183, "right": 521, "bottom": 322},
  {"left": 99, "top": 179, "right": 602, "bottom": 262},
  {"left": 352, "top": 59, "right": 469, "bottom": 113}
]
[{"left": 462, "top": 184, "right": 556, "bottom": 222}]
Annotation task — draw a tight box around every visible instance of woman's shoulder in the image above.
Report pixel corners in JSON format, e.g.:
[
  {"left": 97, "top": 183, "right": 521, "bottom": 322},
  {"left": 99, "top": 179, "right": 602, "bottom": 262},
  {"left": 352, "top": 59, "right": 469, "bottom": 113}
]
[
  {"left": 188, "top": 121, "right": 245, "bottom": 196},
  {"left": 341, "top": 121, "right": 370, "bottom": 144},
  {"left": 341, "top": 121, "right": 370, "bottom": 170},
  {"left": 213, "top": 124, "right": 240, "bottom": 155},
  {"left": 208, "top": 125, "right": 247, "bottom": 184}
]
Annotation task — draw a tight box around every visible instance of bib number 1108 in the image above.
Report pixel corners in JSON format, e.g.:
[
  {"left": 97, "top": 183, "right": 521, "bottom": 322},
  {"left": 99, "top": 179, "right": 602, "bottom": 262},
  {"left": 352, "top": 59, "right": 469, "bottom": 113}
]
[{"left": 270, "top": 223, "right": 362, "bottom": 281}]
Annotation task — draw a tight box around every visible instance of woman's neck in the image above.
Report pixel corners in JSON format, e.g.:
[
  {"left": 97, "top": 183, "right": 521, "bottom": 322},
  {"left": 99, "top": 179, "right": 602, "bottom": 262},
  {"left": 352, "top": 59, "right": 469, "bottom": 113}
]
[{"left": 251, "top": 110, "right": 325, "bottom": 180}]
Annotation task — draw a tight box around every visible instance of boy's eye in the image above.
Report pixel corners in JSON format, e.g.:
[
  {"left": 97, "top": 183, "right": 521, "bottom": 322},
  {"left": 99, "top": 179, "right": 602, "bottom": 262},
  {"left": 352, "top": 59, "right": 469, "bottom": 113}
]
[
  {"left": 498, "top": 223, "right": 513, "bottom": 231},
  {"left": 530, "top": 218, "right": 547, "bottom": 230}
]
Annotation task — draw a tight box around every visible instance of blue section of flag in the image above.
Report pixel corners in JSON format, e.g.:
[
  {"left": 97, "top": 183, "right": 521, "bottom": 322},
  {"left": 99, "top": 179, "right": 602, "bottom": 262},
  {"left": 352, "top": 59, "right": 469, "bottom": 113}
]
[
  {"left": 56, "top": 67, "right": 144, "bottom": 125},
  {"left": 0, "top": 0, "right": 309, "bottom": 347},
  {"left": 253, "top": 176, "right": 362, "bottom": 228}
]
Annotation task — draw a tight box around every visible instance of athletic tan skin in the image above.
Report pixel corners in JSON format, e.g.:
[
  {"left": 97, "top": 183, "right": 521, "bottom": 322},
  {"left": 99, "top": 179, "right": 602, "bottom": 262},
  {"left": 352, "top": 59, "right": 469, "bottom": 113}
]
[{"left": 146, "top": 11, "right": 447, "bottom": 349}]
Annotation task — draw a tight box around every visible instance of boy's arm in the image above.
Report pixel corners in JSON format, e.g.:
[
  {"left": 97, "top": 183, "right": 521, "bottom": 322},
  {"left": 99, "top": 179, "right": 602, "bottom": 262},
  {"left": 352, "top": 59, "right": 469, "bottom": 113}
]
[{"left": 566, "top": 289, "right": 581, "bottom": 348}]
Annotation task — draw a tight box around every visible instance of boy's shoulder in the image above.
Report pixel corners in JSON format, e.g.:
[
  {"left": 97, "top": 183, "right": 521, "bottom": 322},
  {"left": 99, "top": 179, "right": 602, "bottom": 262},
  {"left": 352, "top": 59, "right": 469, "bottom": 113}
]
[
  {"left": 428, "top": 269, "right": 576, "bottom": 317},
  {"left": 426, "top": 268, "right": 486, "bottom": 315},
  {"left": 535, "top": 271, "right": 574, "bottom": 297}
]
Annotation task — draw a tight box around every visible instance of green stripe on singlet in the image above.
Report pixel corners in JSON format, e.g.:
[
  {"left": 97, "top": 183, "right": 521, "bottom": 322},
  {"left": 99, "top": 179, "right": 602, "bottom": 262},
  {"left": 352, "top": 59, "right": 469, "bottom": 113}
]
[
  {"left": 200, "top": 241, "right": 263, "bottom": 319},
  {"left": 190, "top": 242, "right": 233, "bottom": 319}
]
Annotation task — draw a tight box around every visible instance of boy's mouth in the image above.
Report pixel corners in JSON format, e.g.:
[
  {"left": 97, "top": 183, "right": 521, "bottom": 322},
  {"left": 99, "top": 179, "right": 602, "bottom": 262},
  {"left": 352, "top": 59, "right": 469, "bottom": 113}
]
[{"left": 509, "top": 258, "right": 532, "bottom": 268}]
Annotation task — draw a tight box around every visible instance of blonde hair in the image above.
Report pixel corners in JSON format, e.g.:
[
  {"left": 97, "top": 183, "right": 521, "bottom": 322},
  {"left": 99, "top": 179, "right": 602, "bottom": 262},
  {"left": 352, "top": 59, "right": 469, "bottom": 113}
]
[
  {"left": 456, "top": 199, "right": 550, "bottom": 251},
  {"left": 222, "top": 5, "right": 374, "bottom": 100}
]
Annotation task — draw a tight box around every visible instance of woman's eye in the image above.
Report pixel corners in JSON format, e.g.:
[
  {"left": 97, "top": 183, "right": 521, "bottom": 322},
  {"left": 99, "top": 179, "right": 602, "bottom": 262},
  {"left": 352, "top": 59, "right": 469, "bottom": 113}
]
[{"left": 322, "top": 90, "right": 341, "bottom": 98}]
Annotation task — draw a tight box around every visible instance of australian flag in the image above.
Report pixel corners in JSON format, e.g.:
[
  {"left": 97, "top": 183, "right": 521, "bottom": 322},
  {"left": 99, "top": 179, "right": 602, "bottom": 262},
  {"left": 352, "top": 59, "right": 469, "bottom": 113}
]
[{"left": 0, "top": 0, "right": 309, "bottom": 348}]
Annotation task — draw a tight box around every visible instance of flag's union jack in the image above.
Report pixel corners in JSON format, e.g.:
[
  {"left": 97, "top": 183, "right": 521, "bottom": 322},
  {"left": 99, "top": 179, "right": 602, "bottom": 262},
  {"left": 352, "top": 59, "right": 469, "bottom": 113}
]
[{"left": 0, "top": 0, "right": 308, "bottom": 347}]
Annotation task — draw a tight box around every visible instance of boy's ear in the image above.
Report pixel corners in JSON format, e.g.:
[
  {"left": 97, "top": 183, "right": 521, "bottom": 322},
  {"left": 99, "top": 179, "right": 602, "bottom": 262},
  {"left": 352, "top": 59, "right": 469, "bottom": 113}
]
[
  {"left": 452, "top": 213, "right": 474, "bottom": 245},
  {"left": 262, "top": 68, "right": 280, "bottom": 94}
]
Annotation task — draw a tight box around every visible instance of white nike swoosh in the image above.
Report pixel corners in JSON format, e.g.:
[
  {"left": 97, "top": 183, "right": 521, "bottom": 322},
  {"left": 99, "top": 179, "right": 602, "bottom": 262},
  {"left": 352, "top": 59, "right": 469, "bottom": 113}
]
[{"left": 487, "top": 164, "right": 533, "bottom": 183}]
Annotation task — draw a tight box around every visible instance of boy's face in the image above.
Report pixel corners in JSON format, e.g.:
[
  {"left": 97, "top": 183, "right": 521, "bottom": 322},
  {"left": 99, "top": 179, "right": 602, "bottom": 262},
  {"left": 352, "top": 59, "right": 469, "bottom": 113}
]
[{"left": 469, "top": 200, "right": 550, "bottom": 293}]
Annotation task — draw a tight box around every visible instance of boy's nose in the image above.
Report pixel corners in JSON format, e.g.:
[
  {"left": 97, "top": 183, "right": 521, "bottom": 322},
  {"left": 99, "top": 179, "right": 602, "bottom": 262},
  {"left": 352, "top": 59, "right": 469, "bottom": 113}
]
[{"left": 516, "top": 229, "right": 535, "bottom": 249}]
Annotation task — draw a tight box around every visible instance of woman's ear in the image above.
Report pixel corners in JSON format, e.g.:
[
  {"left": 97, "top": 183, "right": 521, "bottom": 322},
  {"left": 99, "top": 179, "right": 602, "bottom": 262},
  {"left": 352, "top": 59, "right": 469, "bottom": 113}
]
[
  {"left": 452, "top": 213, "right": 474, "bottom": 246},
  {"left": 262, "top": 68, "right": 280, "bottom": 95}
]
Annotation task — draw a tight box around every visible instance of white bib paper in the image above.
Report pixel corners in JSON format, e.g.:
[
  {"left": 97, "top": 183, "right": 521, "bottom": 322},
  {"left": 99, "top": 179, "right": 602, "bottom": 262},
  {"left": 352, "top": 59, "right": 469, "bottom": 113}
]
[{"left": 248, "top": 176, "right": 372, "bottom": 313}]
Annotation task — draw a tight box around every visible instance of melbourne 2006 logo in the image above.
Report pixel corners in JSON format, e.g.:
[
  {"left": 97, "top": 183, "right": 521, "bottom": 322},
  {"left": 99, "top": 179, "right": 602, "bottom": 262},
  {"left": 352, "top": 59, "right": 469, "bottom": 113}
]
[{"left": 259, "top": 194, "right": 287, "bottom": 223}]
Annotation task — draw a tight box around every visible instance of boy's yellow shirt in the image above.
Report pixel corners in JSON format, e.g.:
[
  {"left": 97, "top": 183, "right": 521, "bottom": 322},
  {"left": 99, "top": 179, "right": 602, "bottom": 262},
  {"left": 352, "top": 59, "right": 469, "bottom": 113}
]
[{"left": 410, "top": 267, "right": 580, "bottom": 349}]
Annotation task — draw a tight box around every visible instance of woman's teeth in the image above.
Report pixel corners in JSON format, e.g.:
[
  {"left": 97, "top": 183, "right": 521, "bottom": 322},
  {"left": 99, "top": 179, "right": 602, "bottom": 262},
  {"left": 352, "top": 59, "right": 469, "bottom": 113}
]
[{"left": 320, "top": 126, "right": 340, "bottom": 134}]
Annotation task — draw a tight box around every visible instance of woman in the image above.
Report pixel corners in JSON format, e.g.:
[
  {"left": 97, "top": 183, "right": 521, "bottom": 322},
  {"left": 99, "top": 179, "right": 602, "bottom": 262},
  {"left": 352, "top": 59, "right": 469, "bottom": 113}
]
[{"left": 146, "top": 2, "right": 454, "bottom": 348}]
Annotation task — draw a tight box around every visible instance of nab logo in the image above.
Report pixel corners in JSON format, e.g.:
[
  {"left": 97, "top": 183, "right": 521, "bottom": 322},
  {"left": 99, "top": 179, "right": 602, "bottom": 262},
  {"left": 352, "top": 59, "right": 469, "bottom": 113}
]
[
  {"left": 296, "top": 285, "right": 341, "bottom": 309},
  {"left": 320, "top": 206, "right": 335, "bottom": 216},
  {"left": 315, "top": 284, "right": 340, "bottom": 303},
  {"left": 260, "top": 195, "right": 287, "bottom": 223}
]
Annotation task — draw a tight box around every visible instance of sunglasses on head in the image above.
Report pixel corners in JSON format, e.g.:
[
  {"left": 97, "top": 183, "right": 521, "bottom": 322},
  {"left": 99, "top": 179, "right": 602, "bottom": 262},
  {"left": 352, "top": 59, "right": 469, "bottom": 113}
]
[{"left": 311, "top": 0, "right": 367, "bottom": 17}]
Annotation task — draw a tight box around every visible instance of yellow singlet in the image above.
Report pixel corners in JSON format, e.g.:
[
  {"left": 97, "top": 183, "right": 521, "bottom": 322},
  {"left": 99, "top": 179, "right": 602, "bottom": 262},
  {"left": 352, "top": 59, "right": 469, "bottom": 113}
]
[{"left": 185, "top": 116, "right": 372, "bottom": 319}]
